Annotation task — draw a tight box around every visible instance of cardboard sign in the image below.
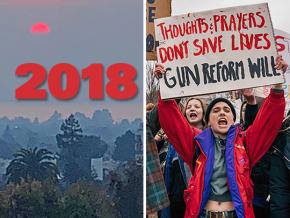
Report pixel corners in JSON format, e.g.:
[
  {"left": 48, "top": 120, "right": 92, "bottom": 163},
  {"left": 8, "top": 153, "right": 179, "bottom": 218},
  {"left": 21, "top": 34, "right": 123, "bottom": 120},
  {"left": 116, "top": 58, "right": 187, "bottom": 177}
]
[
  {"left": 255, "top": 29, "right": 290, "bottom": 110},
  {"left": 154, "top": 3, "right": 284, "bottom": 99},
  {"left": 146, "top": 0, "right": 171, "bottom": 60}
]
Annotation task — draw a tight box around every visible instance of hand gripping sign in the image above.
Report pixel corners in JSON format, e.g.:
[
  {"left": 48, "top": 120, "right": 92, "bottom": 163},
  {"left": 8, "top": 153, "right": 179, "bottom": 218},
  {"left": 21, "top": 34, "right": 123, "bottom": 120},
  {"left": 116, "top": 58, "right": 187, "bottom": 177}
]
[
  {"left": 154, "top": 3, "right": 284, "bottom": 99},
  {"left": 255, "top": 29, "right": 290, "bottom": 110}
]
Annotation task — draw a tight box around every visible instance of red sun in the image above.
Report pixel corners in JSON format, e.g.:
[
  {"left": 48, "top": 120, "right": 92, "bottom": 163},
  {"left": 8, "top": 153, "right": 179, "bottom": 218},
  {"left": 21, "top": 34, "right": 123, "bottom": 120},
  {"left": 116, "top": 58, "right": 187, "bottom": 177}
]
[{"left": 31, "top": 22, "right": 50, "bottom": 34}]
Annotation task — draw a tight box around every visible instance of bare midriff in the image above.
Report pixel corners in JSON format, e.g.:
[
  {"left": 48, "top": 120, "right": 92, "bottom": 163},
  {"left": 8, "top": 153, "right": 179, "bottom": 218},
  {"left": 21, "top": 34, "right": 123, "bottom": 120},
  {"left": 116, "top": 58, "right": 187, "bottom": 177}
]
[{"left": 205, "top": 200, "right": 234, "bottom": 211}]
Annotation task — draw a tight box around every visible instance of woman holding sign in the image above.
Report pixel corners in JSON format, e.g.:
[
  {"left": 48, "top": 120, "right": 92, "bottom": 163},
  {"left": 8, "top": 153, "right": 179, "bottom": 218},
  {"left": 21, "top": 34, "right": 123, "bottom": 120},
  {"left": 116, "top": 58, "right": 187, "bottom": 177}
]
[{"left": 154, "top": 56, "right": 287, "bottom": 218}]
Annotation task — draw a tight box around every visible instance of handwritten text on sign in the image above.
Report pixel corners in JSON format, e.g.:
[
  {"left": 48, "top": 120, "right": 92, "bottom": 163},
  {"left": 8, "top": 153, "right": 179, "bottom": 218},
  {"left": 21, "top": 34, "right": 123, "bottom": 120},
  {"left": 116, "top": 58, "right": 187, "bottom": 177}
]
[
  {"left": 154, "top": 3, "right": 284, "bottom": 99},
  {"left": 255, "top": 29, "right": 290, "bottom": 110}
]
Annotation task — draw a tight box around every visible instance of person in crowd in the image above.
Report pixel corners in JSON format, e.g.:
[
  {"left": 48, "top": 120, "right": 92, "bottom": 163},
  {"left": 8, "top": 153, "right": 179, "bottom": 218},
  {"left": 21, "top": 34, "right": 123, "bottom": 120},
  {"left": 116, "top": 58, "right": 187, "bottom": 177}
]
[
  {"left": 147, "top": 105, "right": 170, "bottom": 216},
  {"left": 239, "top": 101, "right": 247, "bottom": 130},
  {"left": 183, "top": 98, "right": 207, "bottom": 130},
  {"left": 154, "top": 56, "right": 287, "bottom": 218},
  {"left": 161, "top": 97, "right": 207, "bottom": 218},
  {"left": 241, "top": 88, "right": 290, "bottom": 218},
  {"left": 239, "top": 88, "right": 271, "bottom": 218},
  {"left": 269, "top": 115, "right": 290, "bottom": 218},
  {"left": 239, "top": 88, "right": 259, "bottom": 131}
]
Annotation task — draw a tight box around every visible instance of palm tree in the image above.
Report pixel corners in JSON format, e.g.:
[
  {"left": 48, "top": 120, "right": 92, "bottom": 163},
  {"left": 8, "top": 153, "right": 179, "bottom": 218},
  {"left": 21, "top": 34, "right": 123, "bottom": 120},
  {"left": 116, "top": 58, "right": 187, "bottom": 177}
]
[{"left": 6, "top": 147, "right": 59, "bottom": 184}]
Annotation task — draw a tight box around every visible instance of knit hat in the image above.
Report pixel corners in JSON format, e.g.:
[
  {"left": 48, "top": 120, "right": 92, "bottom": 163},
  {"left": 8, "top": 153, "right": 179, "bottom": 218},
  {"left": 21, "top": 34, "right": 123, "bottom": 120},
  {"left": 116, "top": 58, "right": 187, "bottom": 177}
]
[{"left": 205, "top": 98, "right": 236, "bottom": 123}]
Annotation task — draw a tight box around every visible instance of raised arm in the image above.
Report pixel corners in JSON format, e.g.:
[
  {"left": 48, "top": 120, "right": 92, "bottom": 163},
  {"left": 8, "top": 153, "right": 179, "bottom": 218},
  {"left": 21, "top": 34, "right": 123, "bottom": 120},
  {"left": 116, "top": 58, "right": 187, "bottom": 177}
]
[
  {"left": 158, "top": 98, "right": 200, "bottom": 169},
  {"left": 245, "top": 89, "right": 285, "bottom": 167},
  {"left": 245, "top": 56, "right": 287, "bottom": 167},
  {"left": 154, "top": 63, "right": 201, "bottom": 169}
]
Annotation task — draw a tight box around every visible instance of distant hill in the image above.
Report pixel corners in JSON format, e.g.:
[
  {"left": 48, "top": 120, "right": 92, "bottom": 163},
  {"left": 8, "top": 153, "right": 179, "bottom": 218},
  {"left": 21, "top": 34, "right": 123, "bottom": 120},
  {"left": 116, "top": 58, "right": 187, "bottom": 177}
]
[
  {"left": 0, "top": 110, "right": 142, "bottom": 159},
  {"left": 0, "top": 138, "right": 21, "bottom": 159}
]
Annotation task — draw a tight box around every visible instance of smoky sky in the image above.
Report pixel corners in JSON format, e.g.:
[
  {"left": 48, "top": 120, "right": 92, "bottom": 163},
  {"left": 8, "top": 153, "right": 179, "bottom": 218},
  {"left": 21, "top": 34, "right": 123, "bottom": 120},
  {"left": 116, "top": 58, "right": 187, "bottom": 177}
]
[{"left": 0, "top": 0, "right": 142, "bottom": 120}]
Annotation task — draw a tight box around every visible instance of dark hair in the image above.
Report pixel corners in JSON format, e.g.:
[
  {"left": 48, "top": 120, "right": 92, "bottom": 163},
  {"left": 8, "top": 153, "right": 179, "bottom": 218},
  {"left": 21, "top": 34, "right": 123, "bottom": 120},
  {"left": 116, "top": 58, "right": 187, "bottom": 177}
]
[
  {"left": 183, "top": 97, "right": 206, "bottom": 129},
  {"left": 205, "top": 98, "right": 236, "bottom": 123}
]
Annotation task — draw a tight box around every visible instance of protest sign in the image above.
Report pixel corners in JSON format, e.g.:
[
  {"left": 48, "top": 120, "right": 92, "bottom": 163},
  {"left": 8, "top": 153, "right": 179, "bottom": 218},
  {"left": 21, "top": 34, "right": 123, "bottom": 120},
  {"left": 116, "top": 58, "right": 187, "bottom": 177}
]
[
  {"left": 154, "top": 3, "right": 284, "bottom": 99},
  {"left": 255, "top": 29, "right": 290, "bottom": 110},
  {"left": 146, "top": 0, "right": 171, "bottom": 60}
]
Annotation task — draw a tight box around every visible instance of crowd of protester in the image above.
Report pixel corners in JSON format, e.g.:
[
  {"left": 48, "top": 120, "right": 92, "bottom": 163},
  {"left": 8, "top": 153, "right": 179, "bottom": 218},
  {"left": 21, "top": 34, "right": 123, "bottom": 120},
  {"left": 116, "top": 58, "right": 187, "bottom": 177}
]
[{"left": 146, "top": 56, "right": 290, "bottom": 218}]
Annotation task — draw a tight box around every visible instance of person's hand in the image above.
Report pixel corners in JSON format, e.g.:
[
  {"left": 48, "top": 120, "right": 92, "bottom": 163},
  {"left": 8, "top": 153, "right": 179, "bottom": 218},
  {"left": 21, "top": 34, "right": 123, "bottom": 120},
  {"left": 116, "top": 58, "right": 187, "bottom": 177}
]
[
  {"left": 273, "top": 55, "right": 288, "bottom": 89},
  {"left": 241, "top": 88, "right": 256, "bottom": 105},
  {"left": 154, "top": 131, "right": 167, "bottom": 141},
  {"left": 154, "top": 134, "right": 162, "bottom": 142},
  {"left": 154, "top": 63, "right": 166, "bottom": 79},
  {"left": 162, "top": 134, "right": 168, "bottom": 141},
  {"left": 275, "top": 55, "right": 288, "bottom": 73}
]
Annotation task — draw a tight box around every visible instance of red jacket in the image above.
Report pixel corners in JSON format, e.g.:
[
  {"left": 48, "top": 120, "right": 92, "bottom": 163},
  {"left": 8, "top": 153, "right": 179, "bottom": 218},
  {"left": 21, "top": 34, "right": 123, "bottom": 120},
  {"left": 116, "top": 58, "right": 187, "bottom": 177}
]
[{"left": 158, "top": 89, "right": 285, "bottom": 218}]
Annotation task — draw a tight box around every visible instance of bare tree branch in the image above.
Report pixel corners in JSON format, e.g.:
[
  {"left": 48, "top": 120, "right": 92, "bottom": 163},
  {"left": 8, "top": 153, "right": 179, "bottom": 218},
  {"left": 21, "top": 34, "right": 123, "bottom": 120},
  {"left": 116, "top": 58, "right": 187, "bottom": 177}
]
[{"left": 146, "top": 61, "right": 159, "bottom": 105}]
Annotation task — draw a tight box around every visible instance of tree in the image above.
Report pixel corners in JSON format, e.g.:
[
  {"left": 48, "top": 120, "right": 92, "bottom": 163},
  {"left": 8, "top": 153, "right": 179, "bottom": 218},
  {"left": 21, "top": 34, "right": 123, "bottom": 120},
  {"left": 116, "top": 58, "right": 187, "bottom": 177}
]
[
  {"left": 56, "top": 114, "right": 83, "bottom": 149},
  {"left": 2, "top": 125, "right": 16, "bottom": 144},
  {"left": 63, "top": 181, "right": 119, "bottom": 218},
  {"left": 146, "top": 61, "right": 159, "bottom": 104},
  {"left": 63, "top": 135, "right": 108, "bottom": 183},
  {"left": 112, "top": 131, "right": 136, "bottom": 162},
  {"left": 6, "top": 147, "right": 59, "bottom": 184},
  {"left": 117, "top": 161, "right": 142, "bottom": 218},
  {"left": 57, "top": 115, "right": 108, "bottom": 185},
  {"left": 62, "top": 161, "right": 91, "bottom": 184},
  {"left": 57, "top": 114, "right": 83, "bottom": 184},
  {"left": 135, "top": 123, "right": 143, "bottom": 154},
  {"left": 71, "top": 135, "right": 108, "bottom": 159},
  {"left": 0, "top": 181, "right": 62, "bottom": 218}
]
